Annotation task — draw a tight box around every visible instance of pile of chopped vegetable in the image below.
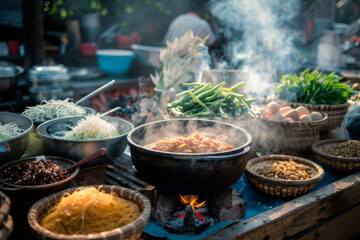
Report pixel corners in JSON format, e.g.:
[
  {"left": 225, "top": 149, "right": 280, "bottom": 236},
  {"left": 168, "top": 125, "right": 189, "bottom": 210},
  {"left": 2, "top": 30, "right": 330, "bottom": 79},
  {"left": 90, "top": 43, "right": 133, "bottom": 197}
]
[
  {"left": 22, "top": 98, "right": 86, "bottom": 122},
  {"left": 168, "top": 81, "right": 256, "bottom": 118},
  {"left": 0, "top": 122, "right": 24, "bottom": 141},
  {"left": 55, "top": 114, "right": 119, "bottom": 140},
  {"left": 274, "top": 69, "right": 354, "bottom": 105}
]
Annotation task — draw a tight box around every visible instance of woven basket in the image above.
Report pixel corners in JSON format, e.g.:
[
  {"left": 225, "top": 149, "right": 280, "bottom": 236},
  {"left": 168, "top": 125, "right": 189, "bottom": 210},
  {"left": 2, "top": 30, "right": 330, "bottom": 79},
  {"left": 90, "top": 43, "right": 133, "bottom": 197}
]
[
  {"left": 287, "top": 102, "right": 350, "bottom": 132},
  {"left": 311, "top": 139, "right": 360, "bottom": 172},
  {"left": 0, "top": 191, "right": 13, "bottom": 240},
  {"left": 259, "top": 112, "right": 328, "bottom": 152},
  {"left": 28, "top": 185, "right": 151, "bottom": 240},
  {"left": 246, "top": 155, "right": 324, "bottom": 198}
]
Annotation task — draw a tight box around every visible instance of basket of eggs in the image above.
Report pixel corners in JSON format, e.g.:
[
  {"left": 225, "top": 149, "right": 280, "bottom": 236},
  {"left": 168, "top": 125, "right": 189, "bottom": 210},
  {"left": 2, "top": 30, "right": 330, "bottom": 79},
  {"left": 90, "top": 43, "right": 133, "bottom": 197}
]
[{"left": 259, "top": 101, "right": 328, "bottom": 152}]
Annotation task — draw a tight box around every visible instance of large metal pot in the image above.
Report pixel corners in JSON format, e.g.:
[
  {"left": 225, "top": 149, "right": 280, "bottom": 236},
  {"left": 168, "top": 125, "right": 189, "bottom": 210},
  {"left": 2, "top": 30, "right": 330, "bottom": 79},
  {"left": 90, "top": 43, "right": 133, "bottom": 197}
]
[
  {"left": 0, "top": 112, "right": 33, "bottom": 163},
  {"left": 0, "top": 61, "right": 24, "bottom": 92},
  {"left": 127, "top": 119, "right": 252, "bottom": 194},
  {"left": 36, "top": 116, "right": 133, "bottom": 166}
]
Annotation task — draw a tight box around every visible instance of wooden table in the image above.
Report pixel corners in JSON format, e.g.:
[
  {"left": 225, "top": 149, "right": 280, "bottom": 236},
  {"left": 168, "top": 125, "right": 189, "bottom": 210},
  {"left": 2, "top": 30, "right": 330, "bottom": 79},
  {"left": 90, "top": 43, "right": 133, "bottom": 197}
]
[{"left": 204, "top": 171, "right": 360, "bottom": 240}]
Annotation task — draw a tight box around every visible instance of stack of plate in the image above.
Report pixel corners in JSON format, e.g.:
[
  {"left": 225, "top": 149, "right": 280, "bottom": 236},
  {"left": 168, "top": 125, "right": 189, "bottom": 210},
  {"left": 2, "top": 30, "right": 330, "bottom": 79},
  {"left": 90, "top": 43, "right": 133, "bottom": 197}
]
[
  {"left": 28, "top": 63, "right": 70, "bottom": 87},
  {"left": 28, "top": 64, "right": 73, "bottom": 103}
]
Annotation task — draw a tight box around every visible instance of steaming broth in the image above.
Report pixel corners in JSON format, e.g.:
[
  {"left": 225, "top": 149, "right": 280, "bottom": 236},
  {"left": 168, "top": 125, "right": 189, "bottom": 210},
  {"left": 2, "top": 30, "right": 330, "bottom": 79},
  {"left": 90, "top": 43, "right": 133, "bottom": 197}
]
[{"left": 145, "top": 132, "right": 233, "bottom": 153}]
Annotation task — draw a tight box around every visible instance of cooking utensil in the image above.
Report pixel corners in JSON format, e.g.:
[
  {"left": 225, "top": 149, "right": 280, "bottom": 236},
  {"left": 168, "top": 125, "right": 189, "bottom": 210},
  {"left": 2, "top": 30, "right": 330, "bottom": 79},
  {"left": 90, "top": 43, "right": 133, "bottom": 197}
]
[
  {"left": 28, "top": 185, "right": 151, "bottom": 240},
  {"left": 65, "top": 148, "right": 107, "bottom": 172},
  {"left": 127, "top": 119, "right": 252, "bottom": 194},
  {"left": 0, "top": 112, "right": 33, "bottom": 162},
  {"left": 36, "top": 116, "right": 133, "bottom": 165},
  {"left": 75, "top": 80, "right": 115, "bottom": 105},
  {"left": 100, "top": 106, "right": 121, "bottom": 116}
]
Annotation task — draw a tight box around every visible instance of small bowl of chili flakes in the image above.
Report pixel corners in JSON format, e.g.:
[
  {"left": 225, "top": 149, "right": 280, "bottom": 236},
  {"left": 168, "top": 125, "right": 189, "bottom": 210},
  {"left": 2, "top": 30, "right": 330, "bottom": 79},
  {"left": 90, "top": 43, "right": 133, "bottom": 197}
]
[{"left": 0, "top": 155, "right": 79, "bottom": 194}]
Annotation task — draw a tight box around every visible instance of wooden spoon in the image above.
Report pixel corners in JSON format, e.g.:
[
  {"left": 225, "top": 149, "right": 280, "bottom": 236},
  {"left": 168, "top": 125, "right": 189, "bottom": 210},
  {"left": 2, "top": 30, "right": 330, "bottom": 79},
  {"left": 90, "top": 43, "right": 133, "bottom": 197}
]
[{"left": 65, "top": 148, "right": 107, "bottom": 172}]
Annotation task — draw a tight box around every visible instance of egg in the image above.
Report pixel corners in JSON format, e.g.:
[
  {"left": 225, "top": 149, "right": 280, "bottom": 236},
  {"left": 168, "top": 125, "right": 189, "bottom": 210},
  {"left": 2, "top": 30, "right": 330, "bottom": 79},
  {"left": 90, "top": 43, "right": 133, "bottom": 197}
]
[
  {"left": 269, "top": 112, "right": 283, "bottom": 121},
  {"left": 296, "top": 106, "right": 310, "bottom": 116},
  {"left": 279, "top": 106, "right": 292, "bottom": 115},
  {"left": 283, "top": 109, "right": 301, "bottom": 121},
  {"left": 300, "top": 114, "right": 312, "bottom": 122},
  {"left": 310, "top": 111, "right": 323, "bottom": 121},
  {"left": 267, "top": 101, "right": 280, "bottom": 114}
]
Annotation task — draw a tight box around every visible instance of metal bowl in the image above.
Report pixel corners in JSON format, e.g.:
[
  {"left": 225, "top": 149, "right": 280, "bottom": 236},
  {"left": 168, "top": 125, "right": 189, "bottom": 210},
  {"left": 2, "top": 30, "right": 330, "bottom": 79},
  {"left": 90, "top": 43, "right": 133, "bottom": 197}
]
[
  {"left": 131, "top": 44, "right": 163, "bottom": 68},
  {"left": 31, "top": 106, "right": 95, "bottom": 127},
  {"left": 36, "top": 116, "right": 133, "bottom": 166},
  {"left": 127, "top": 119, "right": 252, "bottom": 194},
  {"left": 0, "top": 156, "right": 79, "bottom": 194},
  {"left": 0, "top": 112, "right": 33, "bottom": 163}
]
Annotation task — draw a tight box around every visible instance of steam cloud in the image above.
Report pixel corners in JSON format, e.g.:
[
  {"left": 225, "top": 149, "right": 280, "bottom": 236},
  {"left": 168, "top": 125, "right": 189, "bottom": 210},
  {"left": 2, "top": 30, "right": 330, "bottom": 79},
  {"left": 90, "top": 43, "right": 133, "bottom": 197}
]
[{"left": 210, "top": 0, "right": 301, "bottom": 101}]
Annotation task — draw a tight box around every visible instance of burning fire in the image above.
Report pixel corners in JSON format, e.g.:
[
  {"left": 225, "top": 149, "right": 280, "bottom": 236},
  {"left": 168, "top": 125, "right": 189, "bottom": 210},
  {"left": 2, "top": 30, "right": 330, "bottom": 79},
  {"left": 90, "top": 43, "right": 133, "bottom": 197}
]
[{"left": 180, "top": 195, "right": 205, "bottom": 210}]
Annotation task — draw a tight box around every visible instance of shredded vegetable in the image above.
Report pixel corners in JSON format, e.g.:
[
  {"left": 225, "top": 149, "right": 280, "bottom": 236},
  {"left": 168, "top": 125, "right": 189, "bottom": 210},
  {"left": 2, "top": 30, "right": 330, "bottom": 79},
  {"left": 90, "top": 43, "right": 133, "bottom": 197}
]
[
  {"left": 55, "top": 114, "right": 119, "bottom": 140},
  {"left": 22, "top": 98, "right": 86, "bottom": 122},
  {"left": 0, "top": 122, "right": 24, "bottom": 141}
]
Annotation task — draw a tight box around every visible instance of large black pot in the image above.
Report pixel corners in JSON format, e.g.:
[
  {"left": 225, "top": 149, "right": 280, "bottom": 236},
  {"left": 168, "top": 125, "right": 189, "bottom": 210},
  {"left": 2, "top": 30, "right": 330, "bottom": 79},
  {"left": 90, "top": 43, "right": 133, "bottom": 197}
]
[{"left": 127, "top": 119, "right": 252, "bottom": 194}]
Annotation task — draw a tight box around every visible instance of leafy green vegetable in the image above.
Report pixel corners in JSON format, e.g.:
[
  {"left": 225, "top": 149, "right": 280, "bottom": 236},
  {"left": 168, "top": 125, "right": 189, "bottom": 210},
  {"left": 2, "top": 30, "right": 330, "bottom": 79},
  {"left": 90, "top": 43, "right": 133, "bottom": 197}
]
[
  {"left": 274, "top": 69, "right": 354, "bottom": 105},
  {"left": 168, "top": 81, "right": 256, "bottom": 119}
]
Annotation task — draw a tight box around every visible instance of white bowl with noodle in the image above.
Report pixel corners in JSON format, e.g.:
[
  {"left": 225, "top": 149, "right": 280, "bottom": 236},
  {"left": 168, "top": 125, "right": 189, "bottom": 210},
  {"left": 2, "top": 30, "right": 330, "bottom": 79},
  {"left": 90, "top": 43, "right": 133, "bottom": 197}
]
[{"left": 28, "top": 185, "right": 151, "bottom": 240}]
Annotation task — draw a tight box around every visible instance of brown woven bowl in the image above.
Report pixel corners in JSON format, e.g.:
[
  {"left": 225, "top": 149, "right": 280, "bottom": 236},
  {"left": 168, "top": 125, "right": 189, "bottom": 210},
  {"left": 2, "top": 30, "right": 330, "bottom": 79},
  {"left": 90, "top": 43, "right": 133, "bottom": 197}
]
[
  {"left": 28, "top": 185, "right": 151, "bottom": 240},
  {"left": 287, "top": 102, "right": 350, "bottom": 131},
  {"left": 0, "top": 191, "right": 12, "bottom": 240},
  {"left": 259, "top": 112, "right": 328, "bottom": 152},
  {"left": 311, "top": 139, "right": 360, "bottom": 172},
  {"left": 246, "top": 155, "right": 324, "bottom": 197}
]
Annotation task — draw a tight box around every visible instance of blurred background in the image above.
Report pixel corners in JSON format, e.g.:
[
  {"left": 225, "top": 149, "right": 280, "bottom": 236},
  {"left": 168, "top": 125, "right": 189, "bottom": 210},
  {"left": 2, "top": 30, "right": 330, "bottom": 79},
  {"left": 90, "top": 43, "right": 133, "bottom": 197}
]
[{"left": 0, "top": 0, "right": 359, "bottom": 116}]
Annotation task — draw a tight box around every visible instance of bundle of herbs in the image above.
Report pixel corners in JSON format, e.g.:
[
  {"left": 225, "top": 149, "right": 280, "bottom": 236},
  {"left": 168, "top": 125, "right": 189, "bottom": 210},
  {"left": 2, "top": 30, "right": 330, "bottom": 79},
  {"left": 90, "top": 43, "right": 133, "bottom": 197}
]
[
  {"left": 168, "top": 81, "right": 256, "bottom": 119},
  {"left": 150, "top": 30, "right": 207, "bottom": 90},
  {"left": 274, "top": 69, "right": 353, "bottom": 105}
]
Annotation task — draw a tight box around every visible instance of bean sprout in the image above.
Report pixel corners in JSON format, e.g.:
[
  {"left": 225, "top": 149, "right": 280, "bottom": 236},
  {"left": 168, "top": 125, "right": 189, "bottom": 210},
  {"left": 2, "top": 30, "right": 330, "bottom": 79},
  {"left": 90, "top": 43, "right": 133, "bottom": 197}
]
[
  {"left": 0, "top": 122, "right": 24, "bottom": 141},
  {"left": 22, "top": 98, "right": 86, "bottom": 122}
]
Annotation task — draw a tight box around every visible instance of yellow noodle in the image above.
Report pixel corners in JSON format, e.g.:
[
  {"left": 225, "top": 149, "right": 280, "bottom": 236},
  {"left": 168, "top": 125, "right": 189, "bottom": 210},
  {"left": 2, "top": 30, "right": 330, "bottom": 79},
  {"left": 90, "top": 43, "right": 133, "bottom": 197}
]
[{"left": 40, "top": 187, "right": 141, "bottom": 235}]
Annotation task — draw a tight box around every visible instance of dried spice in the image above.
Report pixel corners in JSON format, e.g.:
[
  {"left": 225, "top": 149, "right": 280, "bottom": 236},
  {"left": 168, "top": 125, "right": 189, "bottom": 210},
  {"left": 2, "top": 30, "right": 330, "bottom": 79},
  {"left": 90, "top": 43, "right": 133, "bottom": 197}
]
[
  {"left": 3, "top": 159, "right": 69, "bottom": 185},
  {"left": 330, "top": 140, "right": 360, "bottom": 157},
  {"left": 257, "top": 159, "right": 313, "bottom": 180}
]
